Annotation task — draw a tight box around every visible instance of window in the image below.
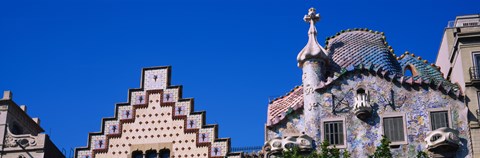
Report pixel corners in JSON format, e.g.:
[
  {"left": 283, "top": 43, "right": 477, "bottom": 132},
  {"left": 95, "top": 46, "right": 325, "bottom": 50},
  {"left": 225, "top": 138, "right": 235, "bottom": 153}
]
[
  {"left": 146, "top": 150, "right": 157, "bottom": 158},
  {"left": 356, "top": 88, "right": 365, "bottom": 95},
  {"left": 474, "top": 53, "right": 480, "bottom": 67},
  {"left": 159, "top": 149, "right": 170, "bottom": 158},
  {"left": 324, "top": 121, "right": 344, "bottom": 146},
  {"left": 403, "top": 65, "right": 417, "bottom": 76},
  {"left": 471, "top": 53, "right": 480, "bottom": 80},
  {"left": 383, "top": 117, "right": 405, "bottom": 143},
  {"left": 132, "top": 151, "right": 143, "bottom": 158},
  {"left": 430, "top": 111, "right": 449, "bottom": 130}
]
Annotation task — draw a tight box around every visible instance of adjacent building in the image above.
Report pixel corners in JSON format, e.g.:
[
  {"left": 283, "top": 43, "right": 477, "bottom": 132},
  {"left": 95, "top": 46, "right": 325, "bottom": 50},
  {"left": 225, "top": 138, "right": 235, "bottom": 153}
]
[
  {"left": 435, "top": 14, "right": 480, "bottom": 157},
  {"left": 265, "top": 8, "right": 471, "bottom": 157},
  {"left": 0, "top": 91, "right": 65, "bottom": 158}
]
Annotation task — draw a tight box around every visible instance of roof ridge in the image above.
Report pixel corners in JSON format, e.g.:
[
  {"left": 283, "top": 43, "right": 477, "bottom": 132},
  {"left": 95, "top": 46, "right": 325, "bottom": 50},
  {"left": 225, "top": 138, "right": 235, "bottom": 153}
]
[
  {"left": 315, "top": 64, "right": 462, "bottom": 97},
  {"left": 397, "top": 51, "right": 443, "bottom": 74},
  {"left": 268, "top": 85, "right": 303, "bottom": 104},
  {"left": 324, "top": 28, "right": 394, "bottom": 54}
]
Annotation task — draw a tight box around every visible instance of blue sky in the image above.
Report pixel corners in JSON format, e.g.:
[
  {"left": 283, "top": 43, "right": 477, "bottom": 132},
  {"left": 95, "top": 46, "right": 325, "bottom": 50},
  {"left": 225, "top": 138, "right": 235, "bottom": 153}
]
[{"left": 0, "top": 0, "right": 479, "bottom": 156}]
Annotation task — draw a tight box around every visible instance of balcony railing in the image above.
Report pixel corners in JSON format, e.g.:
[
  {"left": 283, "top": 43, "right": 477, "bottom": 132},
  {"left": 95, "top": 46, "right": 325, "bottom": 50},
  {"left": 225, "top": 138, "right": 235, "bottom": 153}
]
[
  {"left": 469, "top": 67, "right": 480, "bottom": 81},
  {"left": 230, "top": 146, "right": 263, "bottom": 153}
]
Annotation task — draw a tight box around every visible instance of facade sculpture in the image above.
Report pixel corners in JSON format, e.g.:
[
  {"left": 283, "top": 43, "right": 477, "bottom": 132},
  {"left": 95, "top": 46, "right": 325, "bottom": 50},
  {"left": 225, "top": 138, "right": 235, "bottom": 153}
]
[{"left": 265, "top": 8, "right": 471, "bottom": 157}]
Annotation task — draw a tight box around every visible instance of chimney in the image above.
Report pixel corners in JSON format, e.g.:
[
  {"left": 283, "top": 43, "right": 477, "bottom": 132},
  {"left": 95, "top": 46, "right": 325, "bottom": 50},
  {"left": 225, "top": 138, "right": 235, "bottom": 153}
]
[{"left": 2, "top": 91, "right": 12, "bottom": 100}]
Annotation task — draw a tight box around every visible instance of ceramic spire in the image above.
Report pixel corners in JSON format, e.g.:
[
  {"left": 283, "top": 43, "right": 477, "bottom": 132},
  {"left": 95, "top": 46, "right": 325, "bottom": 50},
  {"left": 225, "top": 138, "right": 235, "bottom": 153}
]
[{"left": 297, "top": 8, "right": 328, "bottom": 67}]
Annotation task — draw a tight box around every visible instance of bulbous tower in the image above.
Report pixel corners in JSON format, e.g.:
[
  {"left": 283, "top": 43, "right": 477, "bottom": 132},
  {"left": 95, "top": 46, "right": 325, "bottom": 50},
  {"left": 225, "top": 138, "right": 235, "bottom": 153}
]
[{"left": 297, "top": 8, "right": 328, "bottom": 139}]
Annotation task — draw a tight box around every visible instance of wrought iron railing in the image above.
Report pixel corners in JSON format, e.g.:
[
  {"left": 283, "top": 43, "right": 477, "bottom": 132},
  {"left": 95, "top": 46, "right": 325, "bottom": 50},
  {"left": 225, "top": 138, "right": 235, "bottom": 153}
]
[
  {"left": 469, "top": 67, "right": 480, "bottom": 81},
  {"left": 230, "top": 146, "right": 263, "bottom": 153}
]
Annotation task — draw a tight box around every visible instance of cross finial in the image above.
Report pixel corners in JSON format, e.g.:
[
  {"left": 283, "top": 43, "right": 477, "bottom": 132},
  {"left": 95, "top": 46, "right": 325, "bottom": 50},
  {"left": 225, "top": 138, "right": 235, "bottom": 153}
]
[
  {"left": 303, "top": 7, "right": 320, "bottom": 24},
  {"left": 296, "top": 7, "right": 328, "bottom": 68}
]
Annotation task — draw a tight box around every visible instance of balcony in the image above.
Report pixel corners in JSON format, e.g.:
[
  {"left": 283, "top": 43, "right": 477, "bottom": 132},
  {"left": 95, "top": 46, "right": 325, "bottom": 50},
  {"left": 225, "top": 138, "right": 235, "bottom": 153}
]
[{"left": 469, "top": 67, "right": 480, "bottom": 81}]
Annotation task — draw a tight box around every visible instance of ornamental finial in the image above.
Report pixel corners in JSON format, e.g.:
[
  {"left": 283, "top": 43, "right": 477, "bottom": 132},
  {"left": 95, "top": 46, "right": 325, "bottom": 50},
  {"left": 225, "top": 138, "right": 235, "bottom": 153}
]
[
  {"left": 304, "top": 8, "right": 320, "bottom": 24},
  {"left": 297, "top": 7, "right": 328, "bottom": 68}
]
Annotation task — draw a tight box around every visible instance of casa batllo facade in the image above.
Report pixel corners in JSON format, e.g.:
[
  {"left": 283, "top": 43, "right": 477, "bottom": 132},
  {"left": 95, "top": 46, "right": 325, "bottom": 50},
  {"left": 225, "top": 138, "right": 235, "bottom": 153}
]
[{"left": 264, "top": 8, "right": 472, "bottom": 158}]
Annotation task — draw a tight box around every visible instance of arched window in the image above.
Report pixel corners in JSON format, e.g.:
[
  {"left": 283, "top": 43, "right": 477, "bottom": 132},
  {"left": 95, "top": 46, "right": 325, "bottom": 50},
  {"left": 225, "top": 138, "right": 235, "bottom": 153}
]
[
  {"left": 403, "top": 65, "right": 418, "bottom": 76},
  {"left": 356, "top": 88, "right": 365, "bottom": 95},
  {"left": 146, "top": 150, "right": 157, "bottom": 158},
  {"left": 132, "top": 150, "right": 143, "bottom": 158},
  {"left": 159, "top": 149, "right": 170, "bottom": 158}
]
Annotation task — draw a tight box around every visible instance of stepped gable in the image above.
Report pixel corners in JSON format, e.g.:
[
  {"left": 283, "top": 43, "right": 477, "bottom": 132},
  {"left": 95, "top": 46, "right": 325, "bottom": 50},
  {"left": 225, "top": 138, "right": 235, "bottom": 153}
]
[
  {"left": 266, "top": 86, "right": 303, "bottom": 126},
  {"left": 326, "top": 29, "right": 402, "bottom": 74},
  {"left": 75, "top": 66, "right": 240, "bottom": 158}
]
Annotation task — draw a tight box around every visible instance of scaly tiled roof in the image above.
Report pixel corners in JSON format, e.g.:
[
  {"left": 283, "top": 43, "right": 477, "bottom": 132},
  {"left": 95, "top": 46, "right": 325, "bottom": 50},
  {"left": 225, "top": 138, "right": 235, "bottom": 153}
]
[
  {"left": 266, "top": 86, "right": 303, "bottom": 126},
  {"left": 326, "top": 29, "right": 402, "bottom": 74},
  {"left": 266, "top": 29, "right": 463, "bottom": 127},
  {"left": 397, "top": 52, "right": 460, "bottom": 93}
]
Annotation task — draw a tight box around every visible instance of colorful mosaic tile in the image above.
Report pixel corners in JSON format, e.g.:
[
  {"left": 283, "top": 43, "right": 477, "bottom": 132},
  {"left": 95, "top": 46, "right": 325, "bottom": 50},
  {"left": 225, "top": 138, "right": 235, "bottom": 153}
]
[
  {"left": 267, "top": 73, "right": 470, "bottom": 157},
  {"left": 144, "top": 69, "right": 167, "bottom": 90}
]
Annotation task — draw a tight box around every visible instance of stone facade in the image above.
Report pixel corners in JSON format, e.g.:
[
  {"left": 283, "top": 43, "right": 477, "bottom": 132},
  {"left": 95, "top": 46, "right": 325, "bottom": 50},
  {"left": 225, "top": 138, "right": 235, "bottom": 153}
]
[
  {"left": 75, "top": 66, "right": 241, "bottom": 158},
  {"left": 0, "top": 91, "right": 65, "bottom": 158},
  {"left": 435, "top": 14, "right": 480, "bottom": 157}
]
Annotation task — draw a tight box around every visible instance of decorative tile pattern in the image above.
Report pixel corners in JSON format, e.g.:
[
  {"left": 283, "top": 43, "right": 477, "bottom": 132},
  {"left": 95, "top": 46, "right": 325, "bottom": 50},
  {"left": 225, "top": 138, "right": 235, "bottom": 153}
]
[
  {"left": 105, "top": 121, "right": 120, "bottom": 135},
  {"left": 187, "top": 115, "right": 202, "bottom": 129},
  {"left": 267, "top": 74, "right": 470, "bottom": 157},
  {"left": 76, "top": 66, "right": 236, "bottom": 158},
  {"left": 211, "top": 142, "right": 228, "bottom": 157},
  {"left": 199, "top": 128, "right": 214, "bottom": 141},
  {"left": 163, "top": 88, "right": 178, "bottom": 103},
  {"left": 131, "top": 91, "right": 145, "bottom": 105},
  {"left": 267, "top": 86, "right": 303, "bottom": 126},
  {"left": 175, "top": 101, "right": 190, "bottom": 116},
  {"left": 187, "top": 118, "right": 198, "bottom": 129},
  {"left": 77, "top": 150, "right": 92, "bottom": 158},
  {"left": 120, "top": 110, "right": 132, "bottom": 120},
  {"left": 118, "top": 105, "right": 133, "bottom": 120},
  {"left": 398, "top": 53, "right": 459, "bottom": 92},
  {"left": 175, "top": 106, "right": 186, "bottom": 116},
  {"left": 211, "top": 146, "right": 222, "bottom": 156},
  {"left": 268, "top": 61, "right": 462, "bottom": 127},
  {"left": 198, "top": 132, "right": 211, "bottom": 143},
  {"left": 91, "top": 136, "right": 106, "bottom": 150},
  {"left": 144, "top": 69, "right": 167, "bottom": 90},
  {"left": 327, "top": 30, "right": 402, "bottom": 74}
]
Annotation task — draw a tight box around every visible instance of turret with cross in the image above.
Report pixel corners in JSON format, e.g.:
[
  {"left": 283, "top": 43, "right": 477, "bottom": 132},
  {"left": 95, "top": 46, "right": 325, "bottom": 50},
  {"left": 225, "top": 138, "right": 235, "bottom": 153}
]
[
  {"left": 297, "top": 7, "right": 328, "bottom": 140},
  {"left": 297, "top": 7, "right": 328, "bottom": 68}
]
